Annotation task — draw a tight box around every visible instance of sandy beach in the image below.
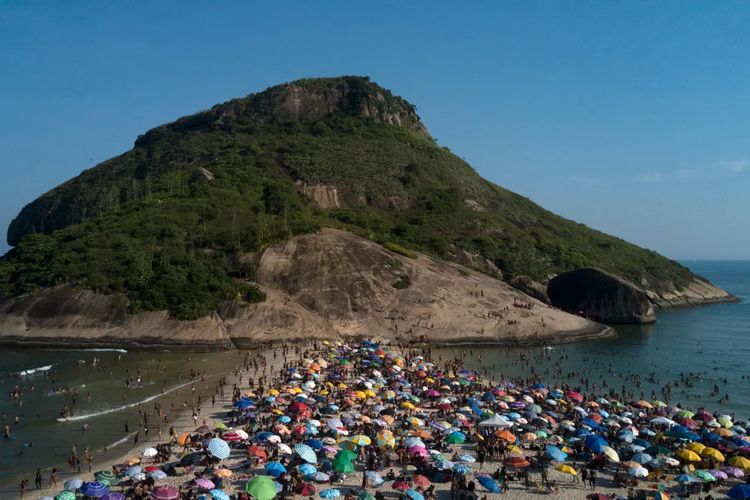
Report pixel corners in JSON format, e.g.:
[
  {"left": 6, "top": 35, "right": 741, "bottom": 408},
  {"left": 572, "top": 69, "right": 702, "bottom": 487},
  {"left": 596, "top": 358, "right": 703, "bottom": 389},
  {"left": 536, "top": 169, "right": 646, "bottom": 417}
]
[{"left": 4, "top": 339, "right": 748, "bottom": 500}]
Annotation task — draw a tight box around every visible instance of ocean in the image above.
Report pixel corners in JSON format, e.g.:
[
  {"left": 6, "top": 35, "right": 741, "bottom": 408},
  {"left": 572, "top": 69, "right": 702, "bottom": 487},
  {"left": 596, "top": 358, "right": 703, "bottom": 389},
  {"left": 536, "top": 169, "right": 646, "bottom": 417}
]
[{"left": 0, "top": 260, "right": 747, "bottom": 490}]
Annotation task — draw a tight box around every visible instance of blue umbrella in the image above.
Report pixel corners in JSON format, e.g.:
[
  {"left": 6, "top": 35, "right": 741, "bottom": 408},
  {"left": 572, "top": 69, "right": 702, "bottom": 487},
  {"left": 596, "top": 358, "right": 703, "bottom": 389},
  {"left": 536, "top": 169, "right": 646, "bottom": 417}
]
[
  {"left": 728, "top": 484, "right": 750, "bottom": 500},
  {"left": 80, "top": 482, "right": 109, "bottom": 498},
  {"left": 210, "top": 489, "right": 230, "bottom": 500},
  {"left": 295, "top": 443, "right": 318, "bottom": 464},
  {"left": 123, "top": 466, "right": 142, "bottom": 477},
  {"left": 631, "top": 452, "right": 653, "bottom": 464},
  {"left": 676, "top": 474, "right": 699, "bottom": 483},
  {"left": 265, "top": 461, "right": 287, "bottom": 477},
  {"left": 149, "top": 470, "right": 167, "bottom": 480},
  {"left": 278, "top": 416, "right": 292, "bottom": 424},
  {"left": 477, "top": 475, "right": 501, "bottom": 493},
  {"left": 255, "top": 431, "right": 273, "bottom": 442},
  {"left": 584, "top": 435, "right": 608, "bottom": 454},
  {"left": 545, "top": 445, "right": 568, "bottom": 462},
  {"left": 435, "top": 460, "right": 455, "bottom": 470},
  {"left": 405, "top": 490, "right": 424, "bottom": 500},
  {"left": 320, "top": 488, "right": 341, "bottom": 498},
  {"left": 313, "top": 472, "right": 330, "bottom": 482},
  {"left": 453, "top": 463, "right": 471, "bottom": 474},
  {"left": 305, "top": 439, "right": 324, "bottom": 450},
  {"left": 299, "top": 463, "right": 317, "bottom": 477},
  {"left": 208, "top": 438, "right": 230, "bottom": 460}
]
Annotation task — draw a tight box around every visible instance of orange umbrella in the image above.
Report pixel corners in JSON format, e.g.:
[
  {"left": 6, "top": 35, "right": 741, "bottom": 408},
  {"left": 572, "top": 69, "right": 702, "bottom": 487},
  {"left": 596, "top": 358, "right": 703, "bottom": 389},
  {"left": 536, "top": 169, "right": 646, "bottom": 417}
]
[
  {"left": 247, "top": 445, "right": 268, "bottom": 459},
  {"left": 496, "top": 429, "right": 517, "bottom": 443},
  {"left": 177, "top": 432, "right": 191, "bottom": 446}
]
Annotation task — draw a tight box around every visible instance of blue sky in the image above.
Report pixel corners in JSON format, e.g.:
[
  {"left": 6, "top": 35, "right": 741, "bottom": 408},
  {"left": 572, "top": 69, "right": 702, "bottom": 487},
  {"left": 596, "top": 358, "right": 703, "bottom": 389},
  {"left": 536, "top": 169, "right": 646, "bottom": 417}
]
[{"left": 1, "top": 1, "right": 749, "bottom": 259}]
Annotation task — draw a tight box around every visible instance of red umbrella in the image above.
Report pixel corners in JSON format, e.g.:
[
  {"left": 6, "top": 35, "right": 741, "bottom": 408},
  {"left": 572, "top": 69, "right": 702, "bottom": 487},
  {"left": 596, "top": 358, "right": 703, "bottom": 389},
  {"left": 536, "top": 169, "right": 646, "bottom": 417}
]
[
  {"left": 247, "top": 445, "right": 267, "bottom": 459},
  {"left": 300, "top": 483, "right": 316, "bottom": 497},
  {"left": 412, "top": 475, "right": 431, "bottom": 488},
  {"left": 144, "top": 465, "right": 161, "bottom": 472},
  {"left": 504, "top": 456, "right": 530, "bottom": 468},
  {"left": 223, "top": 432, "right": 243, "bottom": 442},
  {"left": 392, "top": 480, "right": 410, "bottom": 491},
  {"left": 567, "top": 391, "right": 584, "bottom": 402}
]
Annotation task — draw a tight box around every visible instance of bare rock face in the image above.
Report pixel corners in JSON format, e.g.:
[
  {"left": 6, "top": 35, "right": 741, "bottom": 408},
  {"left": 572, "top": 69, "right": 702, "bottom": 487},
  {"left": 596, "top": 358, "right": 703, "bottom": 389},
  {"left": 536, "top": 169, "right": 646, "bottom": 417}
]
[
  {"left": 296, "top": 182, "right": 365, "bottom": 209},
  {"left": 547, "top": 268, "right": 656, "bottom": 324},
  {"left": 0, "top": 230, "right": 613, "bottom": 348}
]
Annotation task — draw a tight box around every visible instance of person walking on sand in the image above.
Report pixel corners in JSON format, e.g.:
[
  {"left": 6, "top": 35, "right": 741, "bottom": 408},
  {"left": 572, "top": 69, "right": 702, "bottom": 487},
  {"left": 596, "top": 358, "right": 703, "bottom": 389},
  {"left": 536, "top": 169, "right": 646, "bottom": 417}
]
[
  {"left": 35, "top": 468, "right": 42, "bottom": 489},
  {"left": 49, "top": 468, "right": 57, "bottom": 488}
]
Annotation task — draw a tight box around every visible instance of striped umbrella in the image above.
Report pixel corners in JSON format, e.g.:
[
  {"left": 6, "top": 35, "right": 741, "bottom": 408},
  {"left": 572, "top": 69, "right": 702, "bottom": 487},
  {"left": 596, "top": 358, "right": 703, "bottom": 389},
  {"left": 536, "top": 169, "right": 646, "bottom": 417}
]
[
  {"left": 151, "top": 486, "right": 180, "bottom": 500},
  {"left": 208, "top": 438, "right": 231, "bottom": 460},
  {"left": 195, "top": 478, "right": 216, "bottom": 490},
  {"left": 94, "top": 470, "right": 118, "bottom": 486},
  {"left": 80, "top": 481, "right": 109, "bottom": 498},
  {"left": 295, "top": 443, "right": 318, "bottom": 464}
]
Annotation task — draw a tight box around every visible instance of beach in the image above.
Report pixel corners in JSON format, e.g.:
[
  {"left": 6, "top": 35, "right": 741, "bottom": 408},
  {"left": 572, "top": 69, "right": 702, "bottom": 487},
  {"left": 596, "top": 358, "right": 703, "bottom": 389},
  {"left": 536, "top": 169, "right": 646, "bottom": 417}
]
[{"left": 4, "top": 338, "right": 748, "bottom": 500}]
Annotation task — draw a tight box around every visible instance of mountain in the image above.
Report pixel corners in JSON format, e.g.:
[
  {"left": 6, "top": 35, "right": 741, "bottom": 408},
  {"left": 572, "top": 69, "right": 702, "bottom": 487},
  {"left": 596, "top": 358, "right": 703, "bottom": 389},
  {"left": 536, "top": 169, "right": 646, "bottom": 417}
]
[{"left": 0, "top": 76, "right": 733, "bottom": 345}]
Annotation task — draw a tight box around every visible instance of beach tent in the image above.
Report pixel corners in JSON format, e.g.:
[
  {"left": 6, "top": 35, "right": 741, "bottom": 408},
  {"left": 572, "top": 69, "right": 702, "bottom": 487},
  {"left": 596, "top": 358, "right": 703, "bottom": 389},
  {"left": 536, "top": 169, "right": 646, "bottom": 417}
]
[{"left": 478, "top": 414, "right": 512, "bottom": 430}]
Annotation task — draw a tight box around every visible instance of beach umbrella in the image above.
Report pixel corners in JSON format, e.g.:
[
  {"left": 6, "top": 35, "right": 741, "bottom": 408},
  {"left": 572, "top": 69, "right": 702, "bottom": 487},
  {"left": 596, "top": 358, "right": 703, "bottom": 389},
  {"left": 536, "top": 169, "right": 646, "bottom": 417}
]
[
  {"left": 208, "top": 438, "right": 231, "bottom": 460},
  {"left": 300, "top": 463, "right": 317, "bottom": 477},
  {"left": 123, "top": 466, "right": 142, "bottom": 477},
  {"left": 546, "top": 445, "right": 568, "bottom": 462},
  {"left": 445, "top": 432, "right": 466, "bottom": 444},
  {"left": 648, "top": 493, "right": 670, "bottom": 500},
  {"left": 320, "top": 489, "right": 341, "bottom": 498},
  {"left": 142, "top": 447, "right": 158, "bottom": 457},
  {"left": 675, "top": 474, "right": 699, "bottom": 483},
  {"left": 693, "top": 470, "right": 716, "bottom": 482},
  {"left": 300, "top": 484, "right": 317, "bottom": 497},
  {"left": 332, "top": 454, "right": 355, "bottom": 473},
  {"left": 376, "top": 431, "right": 395, "bottom": 448},
  {"left": 628, "top": 466, "right": 649, "bottom": 478},
  {"left": 94, "top": 470, "right": 118, "bottom": 486},
  {"left": 265, "top": 461, "right": 287, "bottom": 477},
  {"left": 729, "top": 456, "right": 750, "bottom": 468},
  {"left": 584, "top": 435, "right": 608, "bottom": 453},
  {"left": 357, "top": 492, "right": 375, "bottom": 500},
  {"left": 295, "top": 443, "right": 318, "bottom": 464},
  {"left": 210, "top": 490, "right": 230, "bottom": 500},
  {"left": 412, "top": 475, "right": 431, "bottom": 488},
  {"left": 453, "top": 463, "right": 471, "bottom": 474},
  {"left": 632, "top": 452, "right": 653, "bottom": 464},
  {"left": 64, "top": 478, "right": 83, "bottom": 491},
  {"left": 151, "top": 486, "right": 180, "bottom": 500},
  {"left": 149, "top": 470, "right": 167, "bottom": 480},
  {"left": 477, "top": 475, "right": 501, "bottom": 493},
  {"left": 404, "top": 490, "right": 424, "bottom": 500},
  {"left": 365, "top": 471, "right": 383, "bottom": 486},
  {"left": 728, "top": 484, "right": 750, "bottom": 500},
  {"left": 55, "top": 493, "right": 76, "bottom": 500},
  {"left": 602, "top": 446, "right": 620, "bottom": 463},
  {"left": 556, "top": 464, "right": 577, "bottom": 476},
  {"left": 701, "top": 447, "right": 725, "bottom": 461},
  {"left": 80, "top": 482, "right": 109, "bottom": 498},
  {"left": 313, "top": 472, "right": 330, "bottom": 483},
  {"left": 392, "top": 480, "right": 411, "bottom": 491},
  {"left": 504, "top": 456, "right": 530, "bottom": 468},
  {"left": 350, "top": 435, "right": 371, "bottom": 447},
  {"left": 246, "top": 476, "right": 278, "bottom": 500},
  {"left": 722, "top": 466, "right": 745, "bottom": 478},
  {"left": 101, "top": 494, "right": 125, "bottom": 500},
  {"left": 458, "top": 454, "right": 476, "bottom": 463},
  {"left": 196, "top": 478, "right": 216, "bottom": 490},
  {"left": 676, "top": 449, "right": 701, "bottom": 462},
  {"left": 709, "top": 469, "right": 728, "bottom": 480}
]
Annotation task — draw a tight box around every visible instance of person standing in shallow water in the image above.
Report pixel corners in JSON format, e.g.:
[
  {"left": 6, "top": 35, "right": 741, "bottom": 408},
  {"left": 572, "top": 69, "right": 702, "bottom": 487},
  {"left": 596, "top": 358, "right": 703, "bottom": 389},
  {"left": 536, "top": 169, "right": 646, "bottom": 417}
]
[{"left": 35, "top": 468, "right": 42, "bottom": 489}]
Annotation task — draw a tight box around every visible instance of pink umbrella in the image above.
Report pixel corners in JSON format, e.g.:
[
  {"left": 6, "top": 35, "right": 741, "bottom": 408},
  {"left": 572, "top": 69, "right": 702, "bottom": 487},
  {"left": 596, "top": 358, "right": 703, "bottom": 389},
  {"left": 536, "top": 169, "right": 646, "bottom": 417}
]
[
  {"left": 392, "top": 480, "right": 410, "bottom": 491},
  {"left": 195, "top": 478, "right": 215, "bottom": 490},
  {"left": 223, "top": 432, "right": 243, "bottom": 442},
  {"left": 408, "top": 445, "right": 428, "bottom": 457},
  {"left": 151, "top": 486, "right": 180, "bottom": 500}
]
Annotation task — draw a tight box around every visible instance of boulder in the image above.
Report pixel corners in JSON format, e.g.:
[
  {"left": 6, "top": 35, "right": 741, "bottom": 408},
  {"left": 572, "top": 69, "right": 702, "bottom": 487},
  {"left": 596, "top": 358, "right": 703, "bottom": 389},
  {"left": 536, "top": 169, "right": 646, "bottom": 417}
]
[{"left": 547, "top": 268, "right": 655, "bottom": 324}]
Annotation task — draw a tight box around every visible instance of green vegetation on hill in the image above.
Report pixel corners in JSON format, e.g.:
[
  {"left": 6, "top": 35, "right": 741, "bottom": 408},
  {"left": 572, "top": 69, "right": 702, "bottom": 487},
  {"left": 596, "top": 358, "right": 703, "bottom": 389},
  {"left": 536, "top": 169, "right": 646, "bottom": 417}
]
[{"left": 1, "top": 76, "right": 697, "bottom": 319}]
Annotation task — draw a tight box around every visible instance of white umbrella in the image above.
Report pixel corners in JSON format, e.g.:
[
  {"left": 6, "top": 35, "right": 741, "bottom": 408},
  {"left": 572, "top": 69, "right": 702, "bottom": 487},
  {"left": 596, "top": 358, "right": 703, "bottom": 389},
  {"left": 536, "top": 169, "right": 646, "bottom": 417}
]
[{"left": 142, "top": 447, "right": 158, "bottom": 457}]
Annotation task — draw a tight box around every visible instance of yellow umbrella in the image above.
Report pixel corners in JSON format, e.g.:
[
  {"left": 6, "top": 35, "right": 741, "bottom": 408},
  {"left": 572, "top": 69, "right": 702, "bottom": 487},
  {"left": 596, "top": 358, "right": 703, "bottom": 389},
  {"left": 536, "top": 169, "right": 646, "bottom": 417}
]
[
  {"left": 350, "top": 435, "right": 372, "bottom": 446},
  {"left": 376, "top": 431, "right": 395, "bottom": 448},
  {"left": 686, "top": 442, "right": 706, "bottom": 454},
  {"left": 602, "top": 446, "right": 620, "bottom": 463},
  {"left": 728, "top": 456, "right": 750, "bottom": 469},
  {"left": 700, "top": 447, "right": 725, "bottom": 462},
  {"left": 676, "top": 449, "right": 701, "bottom": 462},
  {"left": 555, "top": 464, "right": 577, "bottom": 475},
  {"left": 507, "top": 445, "right": 523, "bottom": 454},
  {"left": 402, "top": 402, "right": 417, "bottom": 410},
  {"left": 268, "top": 389, "right": 280, "bottom": 396}
]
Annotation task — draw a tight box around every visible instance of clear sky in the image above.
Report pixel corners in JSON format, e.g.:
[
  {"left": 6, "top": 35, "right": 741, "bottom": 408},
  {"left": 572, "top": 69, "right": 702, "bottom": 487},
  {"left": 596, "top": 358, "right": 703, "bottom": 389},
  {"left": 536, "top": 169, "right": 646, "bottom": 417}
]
[{"left": 2, "top": 1, "right": 749, "bottom": 259}]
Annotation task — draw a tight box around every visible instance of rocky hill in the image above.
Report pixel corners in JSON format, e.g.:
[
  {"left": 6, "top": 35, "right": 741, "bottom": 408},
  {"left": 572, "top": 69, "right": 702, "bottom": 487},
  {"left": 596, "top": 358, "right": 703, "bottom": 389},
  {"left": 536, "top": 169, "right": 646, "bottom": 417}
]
[{"left": 0, "top": 76, "right": 734, "bottom": 343}]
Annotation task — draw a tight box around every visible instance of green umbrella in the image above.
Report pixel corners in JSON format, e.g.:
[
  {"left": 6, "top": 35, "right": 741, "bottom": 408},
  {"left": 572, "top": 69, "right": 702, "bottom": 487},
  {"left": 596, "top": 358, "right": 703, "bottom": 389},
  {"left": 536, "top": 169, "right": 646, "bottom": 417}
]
[
  {"left": 246, "top": 475, "right": 277, "bottom": 500},
  {"left": 332, "top": 455, "right": 356, "bottom": 473},
  {"left": 335, "top": 449, "right": 357, "bottom": 461},
  {"left": 358, "top": 492, "right": 376, "bottom": 500},
  {"left": 94, "top": 470, "right": 118, "bottom": 486},
  {"left": 55, "top": 492, "right": 76, "bottom": 500},
  {"left": 445, "top": 433, "right": 465, "bottom": 444},
  {"left": 694, "top": 470, "right": 716, "bottom": 482}
]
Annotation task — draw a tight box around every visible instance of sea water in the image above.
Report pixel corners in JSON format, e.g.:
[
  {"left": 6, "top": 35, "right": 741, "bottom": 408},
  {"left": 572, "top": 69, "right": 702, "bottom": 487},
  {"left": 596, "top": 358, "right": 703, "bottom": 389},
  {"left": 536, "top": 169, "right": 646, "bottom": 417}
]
[{"left": 0, "top": 261, "right": 747, "bottom": 490}]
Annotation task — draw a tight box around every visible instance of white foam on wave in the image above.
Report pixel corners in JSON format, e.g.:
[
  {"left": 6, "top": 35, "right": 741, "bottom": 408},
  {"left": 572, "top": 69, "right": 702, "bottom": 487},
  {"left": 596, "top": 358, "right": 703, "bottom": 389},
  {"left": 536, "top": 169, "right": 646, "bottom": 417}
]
[
  {"left": 56, "top": 379, "right": 194, "bottom": 422},
  {"left": 105, "top": 431, "right": 138, "bottom": 450},
  {"left": 15, "top": 364, "right": 54, "bottom": 376}
]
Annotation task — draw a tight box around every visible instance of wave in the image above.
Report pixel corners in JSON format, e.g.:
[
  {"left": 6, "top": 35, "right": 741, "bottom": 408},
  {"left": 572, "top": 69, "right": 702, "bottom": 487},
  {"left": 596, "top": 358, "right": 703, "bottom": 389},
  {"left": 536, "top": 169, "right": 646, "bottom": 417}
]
[
  {"left": 104, "top": 431, "right": 138, "bottom": 450},
  {"left": 56, "top": 379, "right": 195, "bottom": 422},
  {"left": 15, "top": 364, "right": 54, "bottom": 376}
]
